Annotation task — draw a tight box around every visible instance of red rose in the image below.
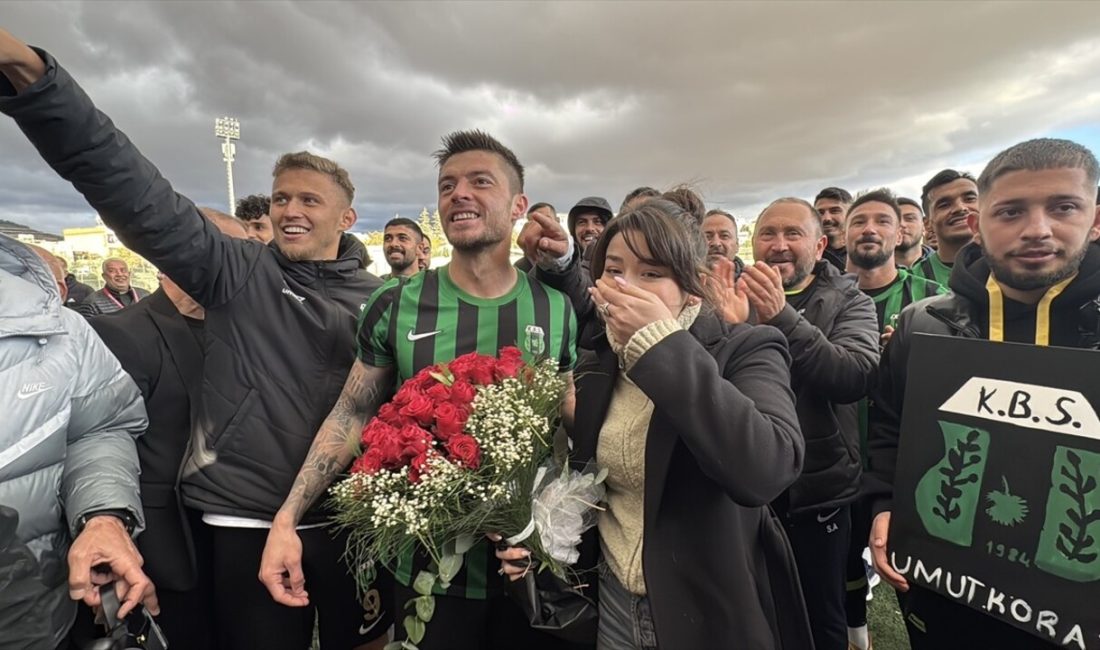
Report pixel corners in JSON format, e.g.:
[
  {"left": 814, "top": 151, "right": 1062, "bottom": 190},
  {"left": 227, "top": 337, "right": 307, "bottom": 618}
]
[
  {"left": 408, "top": 451, "right": 431, "bottom": 483},
  {"left": 399, "top": 393, "right": 436, "bottom": 426},
  {"left": 397, "top": 425, "right": 432, "bottom": 461},
  {"left": 374, "top": 433, "right": 406, "bottom": 469},
  {"left": 406, "top": 368, "right": 439, "bottom": 393},
  {"left": 447, "top": 353, "right": 479, "bottom": 383},
  {"left": 494, "top": 356, "right": 525, "bottom": 380},
  {"left": 361, "top": 418, "right": 398, "bottom": 448},
  {"left": 426, "top": 382, "right": 451, "bottom": 402},
  {"left": 466, "top": 358, "right": 495, "bottom": 385},
  {"left": 450, "top": 380, "right": 477, "bottom": 406},
  {"left": 376, "top": 403, "right": 403, "bottom": 426},
  {"left": 445, "top": 434, "right": 481, "bottom": 470},
  {"left": 433, "top": 401, "right": 469, "bottom": 440},
  {"left": 351, "top": 448, "right": 384, "bottom": 475},
  {"left": 499, "top": 346, "right": 523, "bottom": 362},
  {"left": 392, "top": 385, "right": 419, "bottom": 407}
]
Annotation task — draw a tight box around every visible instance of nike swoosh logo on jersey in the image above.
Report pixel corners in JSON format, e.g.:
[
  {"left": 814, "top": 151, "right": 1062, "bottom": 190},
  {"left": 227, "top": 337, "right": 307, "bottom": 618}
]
[
  {"left": 407, "top": 329, "right": 442, "bottom": 341},
  {"left": 816, "top": 508, "right": 841, "bottom": 523},
  {"left": 359, "top": 613, "right": 385, "bottom": 636}
]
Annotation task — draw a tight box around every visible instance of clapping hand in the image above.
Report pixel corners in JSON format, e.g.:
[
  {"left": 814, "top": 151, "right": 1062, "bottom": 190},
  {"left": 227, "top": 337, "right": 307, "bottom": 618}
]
[
  {"left": 709, "top": 257, "right": 749, "bottom": 324},
  {"left": 738, "top": 262, "right": 787, "bottom": 323}
]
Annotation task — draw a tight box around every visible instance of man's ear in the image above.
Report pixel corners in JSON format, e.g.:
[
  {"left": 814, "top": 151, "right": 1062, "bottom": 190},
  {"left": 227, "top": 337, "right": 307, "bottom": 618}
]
[
  {"left": 511, "top": 193, "right": 529, "bottom": 224},
  {"left": 968, "top": 210, "right": 981, "bottom": 245},
  {"left": 340, "top": 206, "right": 358, "bottom": 232}
]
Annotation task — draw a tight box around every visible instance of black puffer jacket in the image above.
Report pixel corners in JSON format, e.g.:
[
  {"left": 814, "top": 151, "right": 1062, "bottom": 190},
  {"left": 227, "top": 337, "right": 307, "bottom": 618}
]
[
  {"left": 0, "top": 50, "right": 383, "bottom": 521},
  {"left": 866, "top": 242, "right": 1100, "bottom": 517},
  {"left": 75, "top": 285, "right": 150, "bottom": 316}
]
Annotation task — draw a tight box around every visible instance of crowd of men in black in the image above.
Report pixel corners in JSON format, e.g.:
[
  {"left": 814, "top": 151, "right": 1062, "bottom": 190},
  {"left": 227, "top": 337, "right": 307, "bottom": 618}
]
[{"left": 3, "top": 25, "right": 1100, "bottom": 650}]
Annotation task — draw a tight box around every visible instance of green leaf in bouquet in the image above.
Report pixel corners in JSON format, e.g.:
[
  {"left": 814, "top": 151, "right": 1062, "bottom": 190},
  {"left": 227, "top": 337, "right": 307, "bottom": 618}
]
[
  {"left": 595, "top": 467, "right": 609, "bottom": 485},
  {"left": 438, "top": 552, "right": 464, "bottom": 584},
  {"left": 383, "top": 642, "right": 406, "bottom": 650},
  {"left": 404, "top": 615, "right": 426, "bottom": 644},
  {"left": 412, "top": 570, "right": 436, "bottom": 597},
  {"left": 453, "top": 533, "right": 476, "bottom": 555},
  {"left": 429, "top": 366, "right": 453, "bottom": 386},
  {"left": 415, "top": 595, "right": 436, "bottom": 622}
]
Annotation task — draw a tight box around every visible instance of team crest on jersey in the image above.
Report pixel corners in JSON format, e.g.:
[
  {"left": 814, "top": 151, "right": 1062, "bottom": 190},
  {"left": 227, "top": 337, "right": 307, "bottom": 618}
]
[{"left": 524, "top": 325, "right": 546, "bottom": 356}]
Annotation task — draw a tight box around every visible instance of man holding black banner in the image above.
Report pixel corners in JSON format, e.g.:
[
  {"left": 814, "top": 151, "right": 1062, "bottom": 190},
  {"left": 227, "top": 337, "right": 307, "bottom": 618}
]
[{"left": 866, "top": 138, "right": 1100, "bottom": 648}]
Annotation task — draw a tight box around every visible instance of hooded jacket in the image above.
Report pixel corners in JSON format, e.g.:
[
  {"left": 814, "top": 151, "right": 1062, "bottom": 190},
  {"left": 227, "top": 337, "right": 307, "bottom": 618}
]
[
  {"left": 866, "top": 242, "right": 1100, "bottom": 517},
  {"left": 0, "top": 234, "right": 147, "bottom": 648},
  {"left": 0, "top": 50, "right": 383, "bottom": 521}
]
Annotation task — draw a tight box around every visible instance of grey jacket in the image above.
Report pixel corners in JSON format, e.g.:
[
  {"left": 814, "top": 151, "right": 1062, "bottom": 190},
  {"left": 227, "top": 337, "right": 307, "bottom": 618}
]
[{"left": 0, "top": 234, "right": 147, "bottom": 648}]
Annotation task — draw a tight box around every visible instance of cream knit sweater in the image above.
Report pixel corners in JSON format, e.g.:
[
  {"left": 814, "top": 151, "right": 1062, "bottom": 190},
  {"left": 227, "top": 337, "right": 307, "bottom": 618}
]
[{"left": 598, "top": 304, "right": 701, "bottom": 595}]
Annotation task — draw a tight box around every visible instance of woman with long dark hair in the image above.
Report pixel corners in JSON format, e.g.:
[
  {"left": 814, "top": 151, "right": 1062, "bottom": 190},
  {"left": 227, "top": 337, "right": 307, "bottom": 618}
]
[{"left": 503, "top": 199, "right": 812, "bottom": 649}]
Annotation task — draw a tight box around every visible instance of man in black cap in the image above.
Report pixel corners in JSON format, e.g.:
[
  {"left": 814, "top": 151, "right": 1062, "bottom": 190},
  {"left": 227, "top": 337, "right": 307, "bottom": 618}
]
[{"left": 568, "top": 196, "right": 612, "bottom": 259}]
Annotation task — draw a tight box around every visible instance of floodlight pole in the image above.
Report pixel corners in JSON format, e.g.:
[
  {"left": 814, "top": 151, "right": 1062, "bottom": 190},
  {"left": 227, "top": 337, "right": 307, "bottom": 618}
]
[{"left": 214, "top": 117, "right": 241, "bottom": 213}]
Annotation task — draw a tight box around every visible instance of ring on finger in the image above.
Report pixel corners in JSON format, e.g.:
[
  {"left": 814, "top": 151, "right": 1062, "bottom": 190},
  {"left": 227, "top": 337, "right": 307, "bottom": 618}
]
[{"left": 597, "top": 302, "right": 611, "bottom": 317}]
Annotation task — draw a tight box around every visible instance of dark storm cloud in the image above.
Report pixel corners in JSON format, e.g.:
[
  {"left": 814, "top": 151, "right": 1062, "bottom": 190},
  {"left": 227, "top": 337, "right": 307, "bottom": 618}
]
[{"left": 2, "top": 1, "right": 1099, "bottom": 235}]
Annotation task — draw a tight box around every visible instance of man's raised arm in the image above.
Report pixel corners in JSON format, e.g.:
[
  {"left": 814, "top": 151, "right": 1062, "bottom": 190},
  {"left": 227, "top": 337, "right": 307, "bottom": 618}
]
[
  {"left": 259, "top": 359, "right": 394, "bottom": 606},
  {"left": 0, "top": 28, "right": 254, "bottom": 308}
]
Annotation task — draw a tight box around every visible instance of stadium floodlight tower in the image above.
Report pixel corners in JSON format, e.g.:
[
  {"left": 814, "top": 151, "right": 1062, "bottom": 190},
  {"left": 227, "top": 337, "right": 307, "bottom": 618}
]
[{"left": 215, "top": 116, "right": 241, "bottom": 213}]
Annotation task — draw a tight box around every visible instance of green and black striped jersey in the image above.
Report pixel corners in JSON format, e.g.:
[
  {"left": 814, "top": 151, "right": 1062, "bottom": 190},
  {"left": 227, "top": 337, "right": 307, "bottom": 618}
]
[
  {"left": 857, "top": 268, "right": 947, "bottom": 467},
  {"left": 863, "top": 268, "right": 947, "bottom": 334},
  {"left": 356, "top": 265, "right": 577, "bottom": 599},
  {"left": 911, "top": 251, "right": 953, "bottom": 288}
]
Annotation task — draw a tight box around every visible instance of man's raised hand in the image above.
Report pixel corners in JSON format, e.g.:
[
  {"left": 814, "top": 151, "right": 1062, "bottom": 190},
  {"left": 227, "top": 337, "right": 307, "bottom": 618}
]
[
  {"left": 0, "top": 28, "right": 46, "bottom": 92},
  {"left": 517, "top": 210, "right": 571, "bottom": 269}
]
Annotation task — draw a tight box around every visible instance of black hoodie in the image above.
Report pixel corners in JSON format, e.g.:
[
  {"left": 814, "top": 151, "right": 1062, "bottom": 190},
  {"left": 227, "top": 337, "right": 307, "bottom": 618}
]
[{"left": 865, "top": 242, "right": 1100, "bottom": 517}]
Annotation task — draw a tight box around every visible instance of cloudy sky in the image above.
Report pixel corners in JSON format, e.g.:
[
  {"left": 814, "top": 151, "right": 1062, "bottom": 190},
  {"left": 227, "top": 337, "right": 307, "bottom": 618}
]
[{"left": 2, "top": 1, "right": 1099, "bottom": 235}]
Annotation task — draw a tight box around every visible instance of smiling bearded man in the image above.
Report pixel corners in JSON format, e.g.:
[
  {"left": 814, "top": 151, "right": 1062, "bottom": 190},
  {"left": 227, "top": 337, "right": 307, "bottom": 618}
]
[{"left": 261, "top": 130, "right": 580, "bottom": 650}]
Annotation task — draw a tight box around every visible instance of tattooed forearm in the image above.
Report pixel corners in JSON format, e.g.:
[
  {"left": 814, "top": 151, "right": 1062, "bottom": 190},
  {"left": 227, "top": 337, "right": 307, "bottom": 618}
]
[{"left": 278, "top": 360, "right": 393, "bottom": 524}]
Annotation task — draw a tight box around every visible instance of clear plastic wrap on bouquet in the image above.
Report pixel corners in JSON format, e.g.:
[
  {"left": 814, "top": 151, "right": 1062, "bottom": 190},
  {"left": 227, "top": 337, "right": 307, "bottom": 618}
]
[{"left": 508, "top": 462, "right": 607, "bottom": 565}]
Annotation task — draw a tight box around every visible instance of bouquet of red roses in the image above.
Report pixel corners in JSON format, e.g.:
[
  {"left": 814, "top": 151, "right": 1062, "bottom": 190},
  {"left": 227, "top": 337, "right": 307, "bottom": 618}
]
[{"left": 330, "top": 347, "right": 604, "bottom": 650}]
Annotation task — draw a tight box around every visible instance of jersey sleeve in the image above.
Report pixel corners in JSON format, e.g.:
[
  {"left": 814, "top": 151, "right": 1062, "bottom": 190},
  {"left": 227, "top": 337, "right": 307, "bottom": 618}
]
[{"left": 356, "top": 281, "right": 400, "bottom": 367}]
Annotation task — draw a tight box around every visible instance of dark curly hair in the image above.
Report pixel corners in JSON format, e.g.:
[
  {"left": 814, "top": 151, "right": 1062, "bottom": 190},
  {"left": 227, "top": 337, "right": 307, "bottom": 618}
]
[{"left": 235, "top": 194, "right": 271, "bottom": 221}]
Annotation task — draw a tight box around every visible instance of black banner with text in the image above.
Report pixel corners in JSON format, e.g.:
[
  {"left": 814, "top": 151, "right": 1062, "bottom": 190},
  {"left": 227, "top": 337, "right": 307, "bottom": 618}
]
[{"left": 891, "top": 335, "right": 1100, "bottom": 649}]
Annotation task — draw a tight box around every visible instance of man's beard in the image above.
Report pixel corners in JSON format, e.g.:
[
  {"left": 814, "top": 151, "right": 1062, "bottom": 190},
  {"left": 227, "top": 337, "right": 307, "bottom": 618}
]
[
  {"left": 983, "top": 241, "right": 1087, "bottom": 293},
  {"left": 767, "top": 255, "right": 814, "bottom": 290},
  {"left": 450, "top": 227, "right": 508, "bottom": 253},
  {"left": 387, "top": 249, "right": 415, "bottom": 273},
  {"left": 849, "top": 244, "right": 892, "bottom": 270},
  {"left": 895, "top": 235, "right": 920, "bottom": 254}
]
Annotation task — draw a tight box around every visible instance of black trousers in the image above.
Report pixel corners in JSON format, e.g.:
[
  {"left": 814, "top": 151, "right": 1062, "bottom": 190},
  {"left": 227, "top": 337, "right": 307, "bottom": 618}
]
[
  {"left": 209, "top": 524, "right": 392, "bottom": 650},
  {"left": 391, "top": 582, "right": 594, "bottom": 650},
  {"left": 65, "top": 520, "right": 391, "bottom": 650},
  {"left": 844, "top": 497, "right": 872, "bottom": 628},
  {"left": 779, "top": 504, "right": 852, "bottom": 650},
  {"left": 903, "top": 586, "right": 1060, "bottom": 649}
]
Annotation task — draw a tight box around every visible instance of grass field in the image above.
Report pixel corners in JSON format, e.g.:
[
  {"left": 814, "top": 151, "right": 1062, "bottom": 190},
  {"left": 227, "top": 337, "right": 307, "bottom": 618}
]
[{"left": 867, "top": 580, "right": 911, "bottom": 650}]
